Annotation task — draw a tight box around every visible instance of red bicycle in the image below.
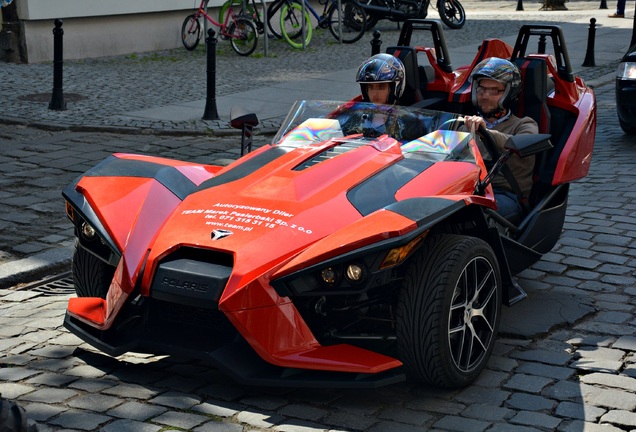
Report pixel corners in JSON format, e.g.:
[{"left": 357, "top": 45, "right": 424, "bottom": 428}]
[{"left": 181, "top": 0, "right": 259, "bottom": 56}]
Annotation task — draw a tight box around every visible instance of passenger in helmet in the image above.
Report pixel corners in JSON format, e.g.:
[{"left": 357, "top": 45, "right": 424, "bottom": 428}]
[
  {"left": 337, "top": 54, "right": 425, "bottom": 141},
  {"left": 356, "top": 53, "right": 406, "bottom": 104},
  {"left": 462, "top": 57, "right": 538, "bottom": 222}
]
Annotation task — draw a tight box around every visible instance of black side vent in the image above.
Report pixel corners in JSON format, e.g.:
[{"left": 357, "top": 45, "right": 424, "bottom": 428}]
[{"left": 294, "top": 141, "right": 365, "bottom": 171}]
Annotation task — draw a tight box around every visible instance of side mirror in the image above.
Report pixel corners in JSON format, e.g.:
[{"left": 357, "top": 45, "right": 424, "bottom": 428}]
[{"left": 230, "top": 106, "right": 259, "bottom": 156}]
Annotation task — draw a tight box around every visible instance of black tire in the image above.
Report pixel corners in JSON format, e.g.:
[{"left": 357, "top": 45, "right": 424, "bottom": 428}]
[
  {"left": 328, "top": 0, "right": 367, "bottom": 44},
  {"left": 228, "top": 18, "right": 259, "bottom": 56},
  {"left": 267, "top": 0, "right": 293, "bottom": 39},
  {"left": 72, "top": 241, "right": 115, "bottom": 299},
  {"left": 0, "top": 397, "right": 38, "bottom": 432},
  {"left": 438, "top": 0, "right": 465, "bottom": 29},
  {"left": 619, "top": 117, "right": 636, "bottom": 135},
  {"left": 397, "top": 234, "right": 501, "bottom": 389},
  {"left": 181, "top": 14, "right": 202, "bottom": 50}
]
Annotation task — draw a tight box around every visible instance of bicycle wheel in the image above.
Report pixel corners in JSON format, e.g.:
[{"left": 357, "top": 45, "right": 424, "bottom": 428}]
[
  {"left": 220, "top": 0, "right": 264, "bottom": 34},
  {"left": 438, "top": 0, "right": 465, "bottom": 29},
  {"left": 267, "top": 0, "right": 290, "bottom": 39},
  {"left": 328, "top": 0, "right": 367, "bottom": 44},
  {"left": 228, "top": 17, "right": 259, "bottom": 56},
  {"left": 181, "top": 14, "right": 202, "bottom": 50},
  {"left": 280, "top": 2, "right": 312, "bottom": 49}
]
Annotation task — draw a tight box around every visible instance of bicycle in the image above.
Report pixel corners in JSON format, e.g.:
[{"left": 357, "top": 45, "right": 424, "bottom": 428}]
[
  {"left": 218, "top": 0, "right": 266, "bottom": 36},
  {"left": 181, "top": 0, "right": 259, "bottom": 56},
  {"left": 267, "top": 0, "right": 367, "bottom": 48}
]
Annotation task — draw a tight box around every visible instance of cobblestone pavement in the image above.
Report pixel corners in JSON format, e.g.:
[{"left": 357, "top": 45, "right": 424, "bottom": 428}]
[
  {"left": 2, "top": 1, "right": 636, "bottom": 431},
  {"left": 2, "top": 83, "right": 636, "bottom": 431}
]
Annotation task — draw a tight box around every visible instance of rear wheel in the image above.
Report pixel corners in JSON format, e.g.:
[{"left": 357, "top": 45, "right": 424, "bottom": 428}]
[
  {"left": 397, "top": 234, "right": 501, "bottom": 388},
  {"left": 228, "top": 18, "right": 259, "bottom": 56},
  {"left": 438, "top": 0, "right": 465, "bottom": 29},
  {"left": 619, "top": 117, "right": 636, "bottom": 135},
  {"left": 72, "top": 241, "right": 114, "bottom": 299},
  {"left": 328, "top": 0, "right": 367, "bottom": 44},
  {"left": 181, "top": 14, "right": 202, "bottom": 50},
  {"left": 280, "top": 2, "right": 312, "bottom": 49},
  {"left": 267, "top": 0, "right": 291, "bottom": 39}
]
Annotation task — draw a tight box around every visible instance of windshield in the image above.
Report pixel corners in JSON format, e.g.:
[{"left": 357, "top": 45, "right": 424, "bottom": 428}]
[{"left": 273, "top": 100, "right": 477, "bottom": 163}]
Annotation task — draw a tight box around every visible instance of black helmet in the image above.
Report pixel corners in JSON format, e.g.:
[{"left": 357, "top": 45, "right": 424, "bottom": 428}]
[
  {"left": 470, "top": 57, "right": 522, "bottom": 110},
  {"left": 356, "top": 53, "right": 406, "bottom": 104}
]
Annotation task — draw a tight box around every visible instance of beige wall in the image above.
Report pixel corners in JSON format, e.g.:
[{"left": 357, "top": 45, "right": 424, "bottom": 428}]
[{"left": 15, "top": 0, "right": 226, "bottom": 63}]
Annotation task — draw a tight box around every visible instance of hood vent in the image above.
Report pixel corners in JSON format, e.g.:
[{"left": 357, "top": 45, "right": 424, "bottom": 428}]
[{"left": 293, "top": 141, "right": 366, "bottom": 171}]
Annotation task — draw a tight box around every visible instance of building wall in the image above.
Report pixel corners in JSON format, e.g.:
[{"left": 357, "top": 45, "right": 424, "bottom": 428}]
[{"left": 14, "top": 0, "right": 226, "bottom": 63}]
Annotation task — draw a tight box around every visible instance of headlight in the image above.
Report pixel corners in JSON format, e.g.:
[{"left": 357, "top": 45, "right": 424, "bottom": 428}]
[
  {"left": 617, "top": 62, "right": 636, "bottom": 80},
  {"left": 81, "top": 222, "right": 97, "bottom": 239}
]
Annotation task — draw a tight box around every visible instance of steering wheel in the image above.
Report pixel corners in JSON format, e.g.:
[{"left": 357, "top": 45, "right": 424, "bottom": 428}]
[{"left": 476, "top": 125, "right": 500, "bottom": 162}]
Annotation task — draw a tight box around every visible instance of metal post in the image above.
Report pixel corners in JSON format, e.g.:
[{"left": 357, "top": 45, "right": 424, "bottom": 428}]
[
  {"left": 261, "top": 0, "right": 268, "bottom": 56},
  {"left": 202, "top": 29, "right": 219, "bottom": 120},
  {"left": 582, "top": 18, "right": 597, "bottom": 67},
  {"left": 371, "top": 29, "right": 382, "bottom": 56},
  {"left": 516, "top": 0, "right": 524, "bottom": 11},
  {"left": 538, "top": 34, "right": 546, "bottom": 54},
  {"left": 599, "top": 0, "right": 607, "bottom": 9},
  {"left": 49, "top": 19, "right": 67, "bottom": 110}
]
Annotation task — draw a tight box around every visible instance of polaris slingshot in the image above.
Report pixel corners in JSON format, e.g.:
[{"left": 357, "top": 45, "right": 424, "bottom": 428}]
[{"left": 62, "top": 22, "right": 596, "bottom": 389}]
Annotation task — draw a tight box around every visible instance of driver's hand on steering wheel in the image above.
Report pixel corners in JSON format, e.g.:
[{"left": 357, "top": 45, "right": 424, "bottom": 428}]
[{"left": 462, "top": 115, "right": 487, "bottom": 133}]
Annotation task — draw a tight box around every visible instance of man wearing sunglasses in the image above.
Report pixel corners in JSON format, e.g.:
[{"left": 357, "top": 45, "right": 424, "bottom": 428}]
[{"left": 462, "top": 57, "right": 539, "bottom": 222}]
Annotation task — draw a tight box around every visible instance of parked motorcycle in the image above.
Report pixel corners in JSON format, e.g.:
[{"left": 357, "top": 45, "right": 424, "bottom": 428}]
[{"left": 359, "top": 0, "right": 465, "bottom": 29}]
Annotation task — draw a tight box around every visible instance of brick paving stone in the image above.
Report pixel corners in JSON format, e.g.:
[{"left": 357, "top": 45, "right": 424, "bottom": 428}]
[
  {"left": 487, "top": 423, "right": 542, "bottom": 432},
  {"left": 405, "top": 397, "right": 465, "bottom": 415},
  {"left": 21, "top": 402, "right": 67, "bottom": 422},
  {"left": 194, "top": 420, "right": 245, "bottom": 432},
  {"left": 18, "top": 387, "right": 78, "bottom": 404},
  {"left": 432, "top": 415, "right": 491, "bottom": 431},
  {"left": 150, "top": 410, "right": 210, "bottom": 429},
  {"left": 473, "top": 369, "right": 509, "bottom": 387},
  {"left": 192, "top": 400, "right": 243, "bottom": 418},
  {"left": 599, "top": 410, "right": 636, "bottom": 428},
  {"left": 25, "top": 372, "right": 77, "bottom": 387},
  {"left": 67, "top": 393, "right": 124, "bottom": 412},
  {"left": 515, "top": 362, "right": 575, "bottom": 380},
  {"left": 505, "top": 392, "right": 557, "bottom": 412},
  {"left": 236, "top": 409, "right": 287, "bottom": 429},
  {"left": 241, "top": 395, "right": 290, "bottom": 411},
  {"left": 278, "top": 403, "right": 330, "bottom": 422},
  {"left": 454, "top": 386, "right": 510, "bottom": 406},
  {"left": 555, "top": 401, "right": 606, "bottom": 422},
  {"left": 367, "top": 420, "right": 423, "bottom": 432},
  {"left": 586, "top": 387, "right": 636, "bottom": 411},
  {"left": 503, "top": 374, "right": 554, "bottom": 394},
  {"left": 48, "top": 409, "right": 112, "bottom": 430},
  {"left": 559, "top": 419, "right": 624, "bottom": 432},
  {"left": 101, "top": 382, "right": 159, "bottom": 400},
  {"left": 0, "top": 367, "right": 41, "bottom": 381},
  {"left": 100, "top": 419, "right": 164, "bottom": 432},
  {"left": 509, "top": 410, "right": 562, "bottom": 430},
  {"left": 148, "top": 390, "right": 202, "bottom": 409},
  {"left": 510, "top": 349, "right": 572, "bottom": 366},
  {"left": 460, "top": 404, "right": 514, "bottom": 422},
  {"left": 376, "top": 406, "right": 433, "bottom": 425},
  {"left": 580, "top": 372, "right": 636, "bottom": 392},
  {"left": 67, "top": 378, "right": 118, "bottom": 392},
  {"left": 106, "top": 400, "right": 167, "bottom": 421},
  {"left": 613, "top": 335, "right": 636, "bottom": 351},
  {"left": 486, "top": 355, "right": 519, "bottom": 373}
]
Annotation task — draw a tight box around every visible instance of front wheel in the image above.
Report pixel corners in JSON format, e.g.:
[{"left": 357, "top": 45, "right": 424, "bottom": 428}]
[
  {"left": 72, "top": 241, "right": 115, "bottom": 299},
  {"left": 280, "top": 2, "right": 312, "bottom": 49},
  {"left": 328, "top": 0, "right": 367, "bottom": 44},
  {"left": 181, "top": 14, "right": 202, "bottom": 50},
  {"left": 438, "top": 0, "right": 465, "bottom": 29},
  {"left": 397, "top": 234, "right": 501, "bottom": 389},
  {"left": 228, "top": 18, "right": 259, "bottom": 56}
]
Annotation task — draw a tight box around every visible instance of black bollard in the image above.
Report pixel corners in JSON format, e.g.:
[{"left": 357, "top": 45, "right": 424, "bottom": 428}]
[
  {"left": 371, "top": 30, "right": 382, "bottom": 56},
  {"left": 538, "top": 35, "right": 546, "bottom": 54},
  {"left": 582, "top": 18, "right": 597, "bottom": 67},
  {"left": 599, "top": 0, "right": 607, "bottom": 9},
  {"left": 48, "top": 19, "right": 66, "bottom": 111},
  {"left": 516, "top": 0, "right": 524, "bottom": 11},
  {"left": 202, "top": 28, "right": 219, "bottom": 121}
]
